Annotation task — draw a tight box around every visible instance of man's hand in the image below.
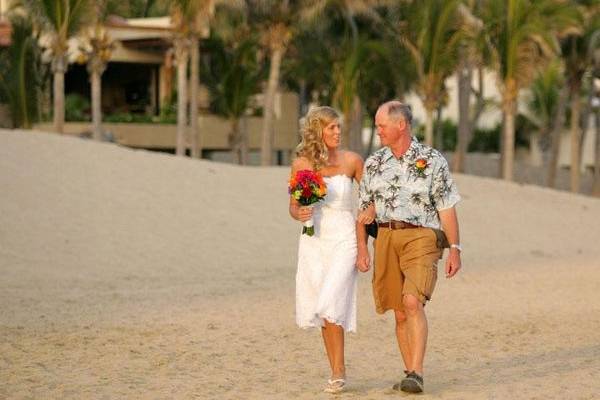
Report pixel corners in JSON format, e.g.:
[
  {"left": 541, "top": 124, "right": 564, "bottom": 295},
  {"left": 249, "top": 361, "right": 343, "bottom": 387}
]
[
  {"left": 445, "top": 248, "right": 461, "bottom": 278},
  {"left": 356, "top": 247, "right": 370, "bottom": 272},
  {"left": 357, "top": 203, "right": 376, "bottom": 224},
  {"left": 439, "top": 207, "right": 461, "bottom": 278}
]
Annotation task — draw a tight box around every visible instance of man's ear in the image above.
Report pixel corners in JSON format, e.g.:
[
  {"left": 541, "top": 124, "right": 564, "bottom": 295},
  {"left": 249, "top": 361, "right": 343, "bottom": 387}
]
[{"left": 397, "top": 118, "right": 406, "bottom": 131}]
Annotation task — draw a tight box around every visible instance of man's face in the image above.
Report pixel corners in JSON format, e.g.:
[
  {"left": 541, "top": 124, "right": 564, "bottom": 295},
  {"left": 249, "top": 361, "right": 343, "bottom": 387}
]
[{"left": 375, "top": 109, "right": 403, "bottom": 147}]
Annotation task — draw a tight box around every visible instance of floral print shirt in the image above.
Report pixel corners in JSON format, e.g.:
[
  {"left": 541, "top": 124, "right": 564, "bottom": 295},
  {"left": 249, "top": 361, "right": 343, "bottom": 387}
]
[{"left": 359, "top": 137, "right": 460, "bottom": 229}]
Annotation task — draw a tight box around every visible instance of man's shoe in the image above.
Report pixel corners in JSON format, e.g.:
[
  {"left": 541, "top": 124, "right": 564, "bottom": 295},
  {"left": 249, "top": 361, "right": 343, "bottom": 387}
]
[{"left": 397, "top": 371, "right": 424, "bottom": 393}]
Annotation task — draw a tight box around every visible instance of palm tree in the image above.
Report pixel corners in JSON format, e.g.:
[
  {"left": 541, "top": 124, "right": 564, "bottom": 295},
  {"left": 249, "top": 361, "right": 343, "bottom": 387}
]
[
  {"left": 249, "top": 0, "right": 378, "bottom": 164},
  {"left": 481, "top": 0, "right": 580, "bottom": 181},
  {"left": 245, "top": 0, "right": 295, "bottom": 166},
  {"left": 527, "top": 61, "right": 567, "bottom": 187},
  {"left": 188, "top": 1, "right": 219, "bottom": 159},
  {"left": 332, "top": 37, "right": 389, "bottom": 154},
  {"left": 170, "top": 0, "right": 237, "bottom": 157},
  {"left": 284, "top": 8, "right": 403, "bottom": 156},
  {"left": 169, "top": 0, "right": 197, "bottom": 156},
  {"left": 283, "top": 28, "right": 335, "bottom": 117},
  {"left": 25, "top": 0, "right": 90, "bottom": 133},
  {"left": 201, "top": 35, "right": 263, "bottom": 164},
  {"left": 76, "top": 0, "right": 113, "bottom": 141},
  {"left": 453, "top": 1, "right": 487, "bottom": 173},
  {"left": 304, "top": 0, "right": 381, "bottom": 47},
  {"left": 302, "top": 0, "right": 383, "bottom": 153},
  {"left": 384, "top": 0, "right": 465, "bottom": 147},
  {"left": 561, "top": 0, "right": 600, "bottom": 192},
  {"left": 0, "top": 15, "right": 41, "bottom": 128}
]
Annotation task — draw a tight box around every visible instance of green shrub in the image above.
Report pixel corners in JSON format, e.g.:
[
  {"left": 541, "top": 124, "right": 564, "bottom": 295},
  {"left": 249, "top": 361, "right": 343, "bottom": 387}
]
[
  {"left": 468, "top": 124, "right": 501, "bottom": 152},
  {"left": 413, "top": 118, "right": 457, "bottom": 151},
  {"left": 103, "top": 112, "right": 175, "bottom": 124},
  {"left": 65, "top": 93, "right": 90, "bottom": 122},
  {"left": 468, "top": 116, "right": 531, "bottom": 153}
]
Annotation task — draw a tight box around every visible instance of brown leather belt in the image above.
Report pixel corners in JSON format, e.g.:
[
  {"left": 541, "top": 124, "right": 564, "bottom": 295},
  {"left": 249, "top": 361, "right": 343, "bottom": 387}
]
[{"left": 378, "top": 220, "right": 420, "bottom": 230}]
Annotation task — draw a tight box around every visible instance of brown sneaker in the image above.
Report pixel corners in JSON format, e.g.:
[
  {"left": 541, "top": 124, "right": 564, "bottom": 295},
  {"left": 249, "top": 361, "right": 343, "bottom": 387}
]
[{"left": 398, "top": 371, "right": 424, "bottom": 393}]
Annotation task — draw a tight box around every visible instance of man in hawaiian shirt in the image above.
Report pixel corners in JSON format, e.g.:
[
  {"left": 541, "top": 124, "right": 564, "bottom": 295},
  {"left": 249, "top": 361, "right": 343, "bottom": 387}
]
[{"left": 356, "top": 100, "right": 462, "bottom": 394}]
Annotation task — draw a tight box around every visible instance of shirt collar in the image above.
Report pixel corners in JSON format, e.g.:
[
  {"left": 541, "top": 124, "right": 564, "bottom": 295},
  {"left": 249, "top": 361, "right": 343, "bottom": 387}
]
[{"left": 382, "top": 136, "right": 420, "bottom": 162}]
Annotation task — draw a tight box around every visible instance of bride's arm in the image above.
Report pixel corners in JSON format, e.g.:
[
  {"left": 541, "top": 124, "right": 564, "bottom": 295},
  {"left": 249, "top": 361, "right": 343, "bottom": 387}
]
[
  {"left": 289, "top": 157, "right": 313, "bottom": 222},
  {"left": 348, "top": 152, "right": 371, "bottom": 272}
]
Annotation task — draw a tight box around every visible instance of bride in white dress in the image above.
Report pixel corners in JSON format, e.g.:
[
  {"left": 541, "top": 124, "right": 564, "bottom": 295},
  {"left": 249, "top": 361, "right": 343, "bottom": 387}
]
[{"left": 288, "top": 106, "right": 369, "bottom": 394}]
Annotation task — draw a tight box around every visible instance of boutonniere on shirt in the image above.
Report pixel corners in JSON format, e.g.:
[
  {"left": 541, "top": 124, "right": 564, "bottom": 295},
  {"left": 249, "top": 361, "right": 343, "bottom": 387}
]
[{"left": 414, "top": 158, "right": 429, "bottom": 178}]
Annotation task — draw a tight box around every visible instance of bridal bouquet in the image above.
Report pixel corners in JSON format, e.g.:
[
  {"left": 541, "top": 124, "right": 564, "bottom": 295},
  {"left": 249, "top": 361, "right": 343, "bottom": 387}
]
[{"left": 288, "top": 170, "right": 327, "bottom": 236}]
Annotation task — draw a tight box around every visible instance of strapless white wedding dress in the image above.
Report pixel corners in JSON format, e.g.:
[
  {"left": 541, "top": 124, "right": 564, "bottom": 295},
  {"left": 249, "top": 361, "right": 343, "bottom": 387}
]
[{"left": 295, "top": 175, "right": 358, "bottom": 332}]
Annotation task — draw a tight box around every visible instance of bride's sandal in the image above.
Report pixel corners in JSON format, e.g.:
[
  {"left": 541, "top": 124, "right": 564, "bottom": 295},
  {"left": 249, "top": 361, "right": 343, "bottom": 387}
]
[{"left": 324, "top": 378, "right": 346, "bottom": 394}]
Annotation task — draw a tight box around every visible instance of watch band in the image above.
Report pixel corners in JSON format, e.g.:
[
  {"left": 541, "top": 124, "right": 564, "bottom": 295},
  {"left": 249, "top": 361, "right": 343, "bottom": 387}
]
[{"left": 450, "top": 244, "right": 462, "bottom": 252}]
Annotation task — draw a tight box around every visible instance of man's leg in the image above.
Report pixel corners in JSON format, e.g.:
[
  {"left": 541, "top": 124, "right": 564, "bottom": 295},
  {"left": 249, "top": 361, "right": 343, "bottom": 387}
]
[
  {"left": 402, "top": 294, "right": 428, "bottom": 375},
  {"left": 395, "top": 229, "right": 440, "bottom": 392},
  {"left": 394, "top": 309, "right": 412, "bottom": 371}
]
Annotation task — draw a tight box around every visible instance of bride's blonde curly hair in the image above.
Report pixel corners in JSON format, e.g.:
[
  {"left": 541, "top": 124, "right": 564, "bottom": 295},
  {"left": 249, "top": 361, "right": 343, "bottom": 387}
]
[{"left": 295, "top": 106, "right": 340, "bottom": 170}]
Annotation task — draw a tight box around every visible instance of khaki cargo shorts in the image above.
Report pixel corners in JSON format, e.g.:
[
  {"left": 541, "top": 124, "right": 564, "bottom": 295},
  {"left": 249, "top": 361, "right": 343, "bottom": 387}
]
[{"left": 372, "top": 226, "right": 442, "bottom": 314}]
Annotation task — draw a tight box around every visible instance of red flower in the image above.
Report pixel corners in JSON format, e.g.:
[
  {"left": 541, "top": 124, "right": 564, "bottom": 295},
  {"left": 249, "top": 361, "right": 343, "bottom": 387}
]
[{"left": 302, "top": 185, "right": 312, "bottom": 197}]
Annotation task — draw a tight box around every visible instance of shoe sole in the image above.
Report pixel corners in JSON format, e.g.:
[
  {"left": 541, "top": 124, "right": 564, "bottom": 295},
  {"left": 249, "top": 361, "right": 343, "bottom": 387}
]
[
  {"left": 399, "top": 377, "right": 423, "bottom": 393},
  {"left": 324, "top": 379, "right": 346, "bottom": 394},
  {"left": 323, "top": 385, "right": 345, "bottom": 394}
]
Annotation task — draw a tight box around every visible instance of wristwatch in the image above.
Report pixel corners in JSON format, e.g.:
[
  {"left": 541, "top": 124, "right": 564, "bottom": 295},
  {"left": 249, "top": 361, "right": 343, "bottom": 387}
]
[{"left": 450, "top": 244, "right": 462, "bottom": 252}]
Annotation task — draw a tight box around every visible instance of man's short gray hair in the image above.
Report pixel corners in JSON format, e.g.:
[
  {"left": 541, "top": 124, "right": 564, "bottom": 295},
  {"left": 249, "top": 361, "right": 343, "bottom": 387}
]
[{"left": 381, "top": 100, "right": 413, "bottom": 126}]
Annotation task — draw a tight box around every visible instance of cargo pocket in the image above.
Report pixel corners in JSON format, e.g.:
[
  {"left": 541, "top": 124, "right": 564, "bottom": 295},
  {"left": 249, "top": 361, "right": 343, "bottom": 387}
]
[{"left": 423, "top": 263, "right": 438, "bottom": 301}]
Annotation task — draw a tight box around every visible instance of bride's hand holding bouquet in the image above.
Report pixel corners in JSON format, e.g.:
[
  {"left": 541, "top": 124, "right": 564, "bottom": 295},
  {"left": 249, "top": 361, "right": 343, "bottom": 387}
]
[{"left": 289, "top": 170, "right": 327, "bottom": 236}]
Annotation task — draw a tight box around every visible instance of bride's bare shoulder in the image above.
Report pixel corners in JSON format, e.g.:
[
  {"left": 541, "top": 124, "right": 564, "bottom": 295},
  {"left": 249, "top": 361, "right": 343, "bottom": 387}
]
[
  {"left": 339, "top": 151, "right": 364, "bottom": 179},
  {"left": 341, "top": 151, "right": 363, "bottom": 163}
]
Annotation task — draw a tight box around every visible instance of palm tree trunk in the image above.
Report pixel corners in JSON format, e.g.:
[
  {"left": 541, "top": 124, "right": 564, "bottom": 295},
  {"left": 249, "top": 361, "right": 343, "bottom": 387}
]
[
  {"left": 16, "top": 34, "right": 32, "bottom": 128},
  {"left": 424, "top": 108, "right": 434, "bottom": 147},
  {"left": 260, "top": 46, "right": 284, "bottom": 166},
  {"left": 366, "top": 119, "right": 376, "bottom": 158},
  {"left": 189, "top": 36, "right": 200, "bottom": 158},
  {"left": 546, "top": 85, "right": 569, "bottom": 188},
  {"left": 175, "top": 41, "right": 189, "bottom": 156},
  {"left": 454, "top": 62, "right": 472, "bottom": 173},
  {"left": 240, "top": 116, "right": 249, "bottom": 165},
  {"left": 349, "top": 95, "right": 363, "bottom": 153},
  {"left": 592, "top": 108, "right": 600, "bottom": 197},
  {"left": 547, "top": 130, "right": 561, "bottom": 188},
  {"left": 299, "top": 79, "right": 308, "bottom": 117},
  {"left": 570, "top": 93, "right": 581, "bottom": 192},
  {"left": 230, "top": 117, "right": 249, "bottom": 165},
  {"left": 435, "top": 105, "right": 443, "bottom": 150},
  {"left": 230, "top": 118, "right": 241, "bottom": 164},
  {"left": 90, "top": 69, "right": 102, "bottom": 141},
  {"left": 52, "top": 56, "right": 66, "bottom": 133},
  {"left": 501, "top": 101, "right": 516, "bottom": 181}
]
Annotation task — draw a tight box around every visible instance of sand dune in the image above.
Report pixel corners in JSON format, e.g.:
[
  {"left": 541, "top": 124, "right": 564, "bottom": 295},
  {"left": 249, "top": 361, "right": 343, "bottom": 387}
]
[{"left": 1, "top": 129, "right": 600, "bottom": 399}]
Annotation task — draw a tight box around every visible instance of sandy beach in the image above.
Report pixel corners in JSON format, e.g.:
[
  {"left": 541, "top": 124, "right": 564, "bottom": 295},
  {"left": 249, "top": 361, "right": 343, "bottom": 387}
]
[{"left": 1, "top": 129, "right": 600, "bottom": 399}]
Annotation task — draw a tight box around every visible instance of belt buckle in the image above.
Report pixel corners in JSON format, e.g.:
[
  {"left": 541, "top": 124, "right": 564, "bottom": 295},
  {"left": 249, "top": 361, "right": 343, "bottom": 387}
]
[
  {"left": 391, "top": 220, "right": 402, "bottom": 230},
  {"left": 394, "top": 220, "right": 410, "bottom": 230}
]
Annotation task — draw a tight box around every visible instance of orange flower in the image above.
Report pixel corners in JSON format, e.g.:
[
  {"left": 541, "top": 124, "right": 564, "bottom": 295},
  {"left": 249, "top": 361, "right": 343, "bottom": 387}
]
[
  {"left": 415, "top": 158, "right": 428, "bottom": 170},
  {"left": 319, "top": 184, "right": 327, "bottom": 196}
]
